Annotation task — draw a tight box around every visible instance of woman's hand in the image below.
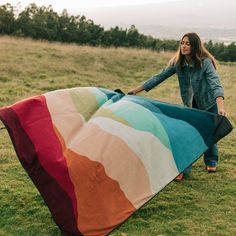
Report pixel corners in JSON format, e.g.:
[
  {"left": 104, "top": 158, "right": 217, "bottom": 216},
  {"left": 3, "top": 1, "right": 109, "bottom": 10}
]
[
  {"left": 218, "top": 108, "right": 227, "bottom": 116},
  {"left": 127, "top": 88, "right": 137, "bottom": 95},
  {"left": 216, "top": 97, "right": 227, "bottom": 116},
  {"left": 127, "top": 85, "right": 144, "bottom": 95}
]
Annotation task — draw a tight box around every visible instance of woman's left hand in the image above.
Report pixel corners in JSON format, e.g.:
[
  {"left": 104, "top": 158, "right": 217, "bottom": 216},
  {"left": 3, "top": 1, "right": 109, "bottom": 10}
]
[
  {"left": 218, "top": 108, "right": 227, "bottom": 117},
  {"left": 216, "top": 97, "right": 227, "bottom": 116}
]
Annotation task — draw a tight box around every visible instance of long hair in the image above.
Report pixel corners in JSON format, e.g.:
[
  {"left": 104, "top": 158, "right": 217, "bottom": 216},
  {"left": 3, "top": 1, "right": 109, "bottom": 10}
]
[{"left": 169, "top": 32, "right": 217, "bottom": 70}]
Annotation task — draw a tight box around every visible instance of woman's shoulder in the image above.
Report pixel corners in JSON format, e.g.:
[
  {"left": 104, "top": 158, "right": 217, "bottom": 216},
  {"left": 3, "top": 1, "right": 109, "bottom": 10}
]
[
  {"left": 202, "top": 57, "right": 216, "bottom": 68},
  {"left": 202, "top": 57, "right": 212, "bottom": 65},
  {"left": 201, "top": 57, "right": 217, "bottom": 71}
]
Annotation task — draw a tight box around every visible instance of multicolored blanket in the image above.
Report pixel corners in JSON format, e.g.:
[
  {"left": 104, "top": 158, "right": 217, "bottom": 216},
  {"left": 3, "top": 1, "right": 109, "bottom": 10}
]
[{"left": 0, "top": 87, "right": 233, "bottom": 235}]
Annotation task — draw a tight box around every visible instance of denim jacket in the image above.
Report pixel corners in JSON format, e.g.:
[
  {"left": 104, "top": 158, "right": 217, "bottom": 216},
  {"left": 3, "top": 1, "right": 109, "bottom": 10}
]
[{"left": 143, "top": 58, "right": 224, "bottom": 110}]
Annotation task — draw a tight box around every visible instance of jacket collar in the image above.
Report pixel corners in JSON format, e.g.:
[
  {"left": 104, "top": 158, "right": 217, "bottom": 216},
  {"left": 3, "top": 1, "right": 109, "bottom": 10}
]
[{"left": 183, "top": 59, "right": 194, "bottom": 68}]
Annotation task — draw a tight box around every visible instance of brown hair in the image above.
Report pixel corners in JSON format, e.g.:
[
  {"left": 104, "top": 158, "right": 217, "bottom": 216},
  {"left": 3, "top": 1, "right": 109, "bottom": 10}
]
[{"left": 169, "top": 32, "right": 217, "bottom": 70}]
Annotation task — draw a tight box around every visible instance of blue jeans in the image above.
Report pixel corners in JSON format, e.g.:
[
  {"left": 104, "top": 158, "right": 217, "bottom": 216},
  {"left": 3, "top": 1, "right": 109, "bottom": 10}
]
[
  {"left": 184, "top": 100, "right": 218, "bottom": 174},
  {"left": 202, "top": 104, "right": 219, "bottom": 167}
]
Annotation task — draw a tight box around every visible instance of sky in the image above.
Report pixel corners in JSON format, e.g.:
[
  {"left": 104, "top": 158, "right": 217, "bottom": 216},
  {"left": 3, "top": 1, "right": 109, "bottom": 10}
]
[
  {"left": 1, "top": 0, "right": 235, "bottom": 42},
  {"left": 0, "top": 0, "right": 180, "bottom": 11}
]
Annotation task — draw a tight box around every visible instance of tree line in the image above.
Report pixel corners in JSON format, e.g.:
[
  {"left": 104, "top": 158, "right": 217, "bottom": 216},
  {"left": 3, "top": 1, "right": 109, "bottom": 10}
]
[{"left": 0, "top": 3, "right": 235, "bottom": 62}]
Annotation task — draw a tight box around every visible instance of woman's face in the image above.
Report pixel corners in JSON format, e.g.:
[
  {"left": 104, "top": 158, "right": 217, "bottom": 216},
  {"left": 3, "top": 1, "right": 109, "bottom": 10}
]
[{"left": 180, "top": 36, "right": 191, "bottom": 56}]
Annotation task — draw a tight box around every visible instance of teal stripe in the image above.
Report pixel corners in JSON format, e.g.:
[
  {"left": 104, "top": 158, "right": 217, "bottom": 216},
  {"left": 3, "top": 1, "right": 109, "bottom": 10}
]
[
  {"left": 87, "top": 87, "right": 108, "bottom": 107},
  {"left": 106, "top": 100, "right": 171, "bottom": 151},
  {"left": 156, "top": 113, "right": 208, "bottom": 172}
]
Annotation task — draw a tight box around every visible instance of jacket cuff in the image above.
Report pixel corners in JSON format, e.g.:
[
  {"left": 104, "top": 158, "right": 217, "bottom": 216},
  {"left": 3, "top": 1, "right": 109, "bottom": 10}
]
[{"left": 214, "top": 92, "right": 224, "bottom": 100}]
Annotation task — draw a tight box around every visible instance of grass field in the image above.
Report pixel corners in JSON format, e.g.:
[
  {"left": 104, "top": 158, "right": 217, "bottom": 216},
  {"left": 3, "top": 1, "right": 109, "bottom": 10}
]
[{"left": 0, "top": 36, "right": 235, "bottom": 236}]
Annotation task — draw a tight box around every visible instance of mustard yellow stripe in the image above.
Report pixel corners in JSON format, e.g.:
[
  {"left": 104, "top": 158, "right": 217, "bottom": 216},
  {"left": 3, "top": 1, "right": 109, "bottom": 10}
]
[
  {"left": 93, "top": 107, "right": 131, "bottom": 127},
  {"left": 69, "top": 88, "right": 99, "bottom": 121}
]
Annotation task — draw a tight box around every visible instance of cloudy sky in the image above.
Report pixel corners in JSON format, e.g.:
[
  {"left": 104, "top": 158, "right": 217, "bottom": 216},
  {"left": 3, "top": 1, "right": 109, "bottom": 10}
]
[
  {"left": 1, "top": 0, "right": 235, "bottom": 42},
  {"left": 0, "top": 0, "right": 180, "bottom": 11}
]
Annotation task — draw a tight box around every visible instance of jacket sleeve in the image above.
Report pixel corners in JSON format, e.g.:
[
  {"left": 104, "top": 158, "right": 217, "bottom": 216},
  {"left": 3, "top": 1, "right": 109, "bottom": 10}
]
[
  {"left": 143, "top": 65, "right": 176, "bottom": 92},
  {"left": 205, "top": 59, "right": 224, "bottom": 100}
]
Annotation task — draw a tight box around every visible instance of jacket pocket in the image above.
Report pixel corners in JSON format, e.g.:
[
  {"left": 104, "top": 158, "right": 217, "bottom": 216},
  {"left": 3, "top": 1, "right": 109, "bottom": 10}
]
[{"left": 201, "top": 90, "right": 215, "bottom": 109}]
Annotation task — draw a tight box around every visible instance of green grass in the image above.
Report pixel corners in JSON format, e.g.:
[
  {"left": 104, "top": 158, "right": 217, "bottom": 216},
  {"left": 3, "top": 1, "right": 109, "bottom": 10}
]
[{"left": 0, "top": 36, "right": 235, "bottom": 235}]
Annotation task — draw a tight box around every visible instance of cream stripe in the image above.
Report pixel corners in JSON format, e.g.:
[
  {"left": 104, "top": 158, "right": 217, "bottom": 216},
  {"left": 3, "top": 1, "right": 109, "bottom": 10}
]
[
  {"left": 66, "top": 123, "right": 153, "bottom": 209},
  {"left": 45, "top": 90, "right": 85, "bottom": 143},
  {"left": 89, "top": 117, "right": 179, "bottom": 193}
]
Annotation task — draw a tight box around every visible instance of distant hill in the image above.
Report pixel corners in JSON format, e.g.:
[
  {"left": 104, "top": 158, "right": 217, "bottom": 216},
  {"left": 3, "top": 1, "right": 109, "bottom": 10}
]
[{"left": 79, "top": 0, "right": 236, "bottom": 43}]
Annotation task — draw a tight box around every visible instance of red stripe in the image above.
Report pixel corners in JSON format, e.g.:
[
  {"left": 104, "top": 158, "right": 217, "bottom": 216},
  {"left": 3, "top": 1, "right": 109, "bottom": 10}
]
[{"left": 0, "top": 97, "right": 81, "bottom": 234}]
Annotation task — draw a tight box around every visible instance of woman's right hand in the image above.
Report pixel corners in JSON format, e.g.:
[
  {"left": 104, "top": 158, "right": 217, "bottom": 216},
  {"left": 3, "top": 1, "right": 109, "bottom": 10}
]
[
  {"left": 127, "top": 85, "right": 144, "bottom": 95},
  {"left": 127, "top": 88, "right": 137, "bottom": 95}
]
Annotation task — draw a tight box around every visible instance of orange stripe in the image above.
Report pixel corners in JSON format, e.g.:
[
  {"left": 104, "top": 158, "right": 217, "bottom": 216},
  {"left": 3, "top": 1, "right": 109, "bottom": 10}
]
[
  {"left": 54, "top": 126, "right": 136, "bottom": 235},
  {"left": 67, "top": 123, "right": 153, "bottom": 208}
]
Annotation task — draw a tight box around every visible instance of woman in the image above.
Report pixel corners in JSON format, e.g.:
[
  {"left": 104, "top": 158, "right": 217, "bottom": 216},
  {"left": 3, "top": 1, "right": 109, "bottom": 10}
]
[{"left": 128, "top": 32, "right": 227, "bottom": 180}]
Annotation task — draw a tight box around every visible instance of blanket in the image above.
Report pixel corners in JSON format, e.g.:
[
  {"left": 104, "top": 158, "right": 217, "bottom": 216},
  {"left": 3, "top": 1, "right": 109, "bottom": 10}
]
[{"left": 0, "top": 87, "right": 233, "bottom": 235}]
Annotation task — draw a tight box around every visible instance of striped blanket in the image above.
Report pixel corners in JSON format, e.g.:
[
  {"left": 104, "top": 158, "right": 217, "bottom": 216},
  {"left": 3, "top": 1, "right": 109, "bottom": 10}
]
[{"left": 0, "top": 87, "right": 232, "bottom": 235}]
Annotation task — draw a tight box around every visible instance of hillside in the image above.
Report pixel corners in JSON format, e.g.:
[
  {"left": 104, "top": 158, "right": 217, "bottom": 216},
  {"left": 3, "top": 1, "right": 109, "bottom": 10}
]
[{"left": 0, "top": 36, "right": 235, "bottom": 235}]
